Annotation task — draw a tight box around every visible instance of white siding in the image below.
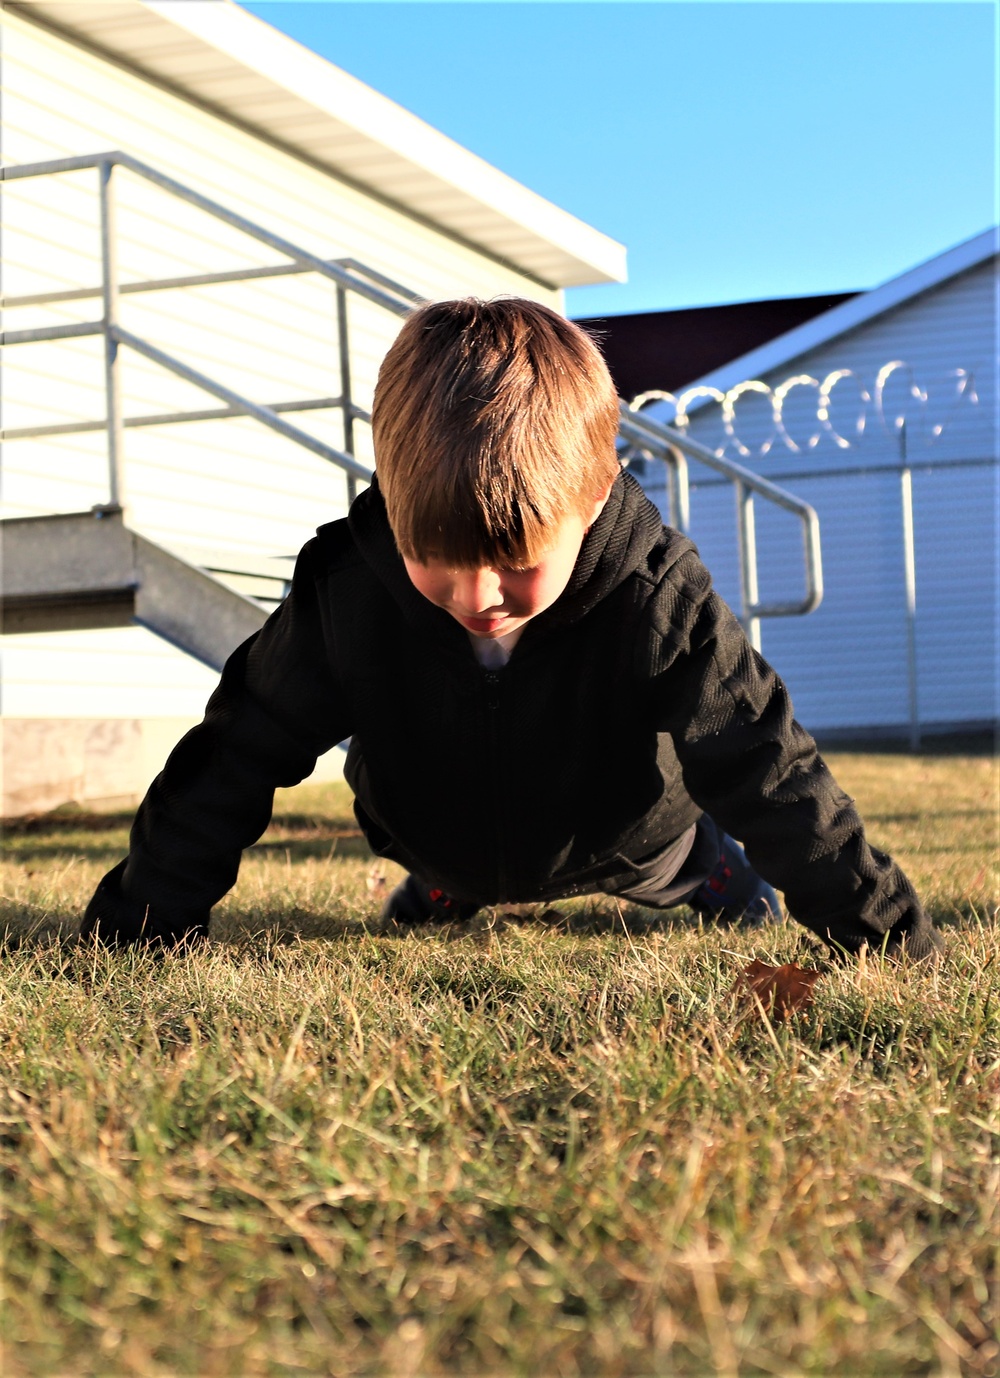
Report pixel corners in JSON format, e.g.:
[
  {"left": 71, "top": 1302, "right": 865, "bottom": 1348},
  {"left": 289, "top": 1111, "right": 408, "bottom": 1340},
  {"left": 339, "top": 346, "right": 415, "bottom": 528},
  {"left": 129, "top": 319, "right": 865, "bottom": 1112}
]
[
  {"left": 641, "top": 258, "right": 999, "bottom": 735},
  {"left": 678, "top": 257, "right": 996, "bottom": 477},
  {"left": 1, "top": 627, "right": 219, "bottom": 719},
  {"left": 1, "top": 10, "right": 561, "bottom": 548},
  {"left": 0, "top": 9, "right": 562, "bottom": 782}
]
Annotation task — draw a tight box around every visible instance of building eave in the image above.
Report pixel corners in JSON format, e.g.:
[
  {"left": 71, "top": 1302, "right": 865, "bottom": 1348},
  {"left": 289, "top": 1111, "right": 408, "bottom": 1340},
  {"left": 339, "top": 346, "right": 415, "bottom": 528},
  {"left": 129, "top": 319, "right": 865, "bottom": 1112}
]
[{"left": 6, "top": 0, "right": 627, "bottom": 289}]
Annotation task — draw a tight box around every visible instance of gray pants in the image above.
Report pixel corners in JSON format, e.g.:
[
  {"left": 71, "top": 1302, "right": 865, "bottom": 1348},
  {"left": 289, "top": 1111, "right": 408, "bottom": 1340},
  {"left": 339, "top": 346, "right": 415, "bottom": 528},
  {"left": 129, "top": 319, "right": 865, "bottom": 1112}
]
[{"left": 600, "top": 815, "right": 724, "bottom": 910}]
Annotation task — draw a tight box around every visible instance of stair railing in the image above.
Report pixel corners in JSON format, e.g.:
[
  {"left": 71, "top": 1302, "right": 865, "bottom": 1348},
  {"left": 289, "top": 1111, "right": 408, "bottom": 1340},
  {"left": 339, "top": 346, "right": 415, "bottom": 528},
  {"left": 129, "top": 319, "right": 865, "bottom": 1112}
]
[
  {"left": 618, "top": 404, "right": 823, "bottom": 648},
  {"left": 2, "top": 151, "right": 822, "bottom": 645},
  {"left": 1, "top": 151, "right": 420, "bottom": 509}
]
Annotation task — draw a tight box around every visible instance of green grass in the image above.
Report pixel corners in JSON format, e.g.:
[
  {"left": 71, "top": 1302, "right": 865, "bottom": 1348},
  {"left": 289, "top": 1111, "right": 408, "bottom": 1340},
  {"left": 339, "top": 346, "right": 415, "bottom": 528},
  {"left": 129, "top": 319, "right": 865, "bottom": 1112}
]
[{"left": 0, "top": 750, "right": 997, "bottom": 1376}]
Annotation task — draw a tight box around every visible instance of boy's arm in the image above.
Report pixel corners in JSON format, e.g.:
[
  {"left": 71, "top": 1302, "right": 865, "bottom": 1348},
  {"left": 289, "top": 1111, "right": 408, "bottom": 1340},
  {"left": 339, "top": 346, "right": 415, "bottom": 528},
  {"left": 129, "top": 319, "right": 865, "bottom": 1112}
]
[
  {"left": 646, "top": 549, "right": 941, "bottom": 958},
  {"left": 82, "top": 538, "right": 349, "bottom": 946}
]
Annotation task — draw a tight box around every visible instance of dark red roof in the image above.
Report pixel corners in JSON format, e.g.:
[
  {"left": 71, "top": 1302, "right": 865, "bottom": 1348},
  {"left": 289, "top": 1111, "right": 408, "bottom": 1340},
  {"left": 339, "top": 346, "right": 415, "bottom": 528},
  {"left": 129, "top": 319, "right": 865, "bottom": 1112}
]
[{"left": 574, "top": 293, "right": 858, "bottom": 401}]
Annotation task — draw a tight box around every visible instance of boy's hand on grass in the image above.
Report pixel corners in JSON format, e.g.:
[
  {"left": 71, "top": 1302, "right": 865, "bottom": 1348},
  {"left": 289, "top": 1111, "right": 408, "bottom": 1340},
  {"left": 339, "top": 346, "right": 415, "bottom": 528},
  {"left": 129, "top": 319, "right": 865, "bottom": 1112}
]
[
  {"left": 825, "top": 928, "right": 945, "bottom": 965},
  {"left": 80, "top": 859, "right": 209, "bottom": 949}
]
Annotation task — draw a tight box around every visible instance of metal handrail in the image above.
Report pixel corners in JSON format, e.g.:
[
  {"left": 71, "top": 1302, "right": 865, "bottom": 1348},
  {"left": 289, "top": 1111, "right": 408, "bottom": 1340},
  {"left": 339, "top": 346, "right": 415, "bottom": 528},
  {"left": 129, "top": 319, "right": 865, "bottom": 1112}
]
[
  {"left": 2, "top": 151, "right": 822, "bottom": 643},
  {"left": 0, "top": 152, "right": 419, "bottom": 314},
  {"left": 1, "top": 261, "right": 420, "bottom": 311},
  {"left": 619, "top": 404, "right": 823, "bottom": 647},
  {"left": 0, "top": 150, "right": 419, "bottom": 507}
]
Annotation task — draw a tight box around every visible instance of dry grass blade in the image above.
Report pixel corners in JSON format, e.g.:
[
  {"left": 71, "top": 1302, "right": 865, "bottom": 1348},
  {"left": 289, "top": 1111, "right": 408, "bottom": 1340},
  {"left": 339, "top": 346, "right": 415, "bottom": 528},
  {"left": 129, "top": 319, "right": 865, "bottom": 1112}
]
[{"left": 0, "top": 749, "right": 996, "bottom": 1376}]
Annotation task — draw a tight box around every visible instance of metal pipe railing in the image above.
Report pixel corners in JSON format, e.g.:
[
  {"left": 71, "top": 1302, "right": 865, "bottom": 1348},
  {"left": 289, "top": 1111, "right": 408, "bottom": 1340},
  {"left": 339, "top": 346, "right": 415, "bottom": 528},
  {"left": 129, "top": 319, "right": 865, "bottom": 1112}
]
[
  {"left": 3, "top": 320, "right": 105, "bottom": 344},
  {"left": 2, "top": 258, "right": 425, "bottom": 312},
  {"left": 2, "top": 396, "right": 364, "bottom": 441},
  {"left": 2, "top": 151, "right": 823, "bottom": 642},
  {"left": 113, "top": 325, "right": 373, "bottom": 484},
  {"left": 1, "top": 151, "right": 411, "bottom": 507},
  {"left": 619, "top": 404, "right": 824, "bottom": 647},
  {"left": 1, "top": 152, "right": 418, "bottom": 316},
  {"left": 98, "top": 158, "right": 125, "bottom": 507}
]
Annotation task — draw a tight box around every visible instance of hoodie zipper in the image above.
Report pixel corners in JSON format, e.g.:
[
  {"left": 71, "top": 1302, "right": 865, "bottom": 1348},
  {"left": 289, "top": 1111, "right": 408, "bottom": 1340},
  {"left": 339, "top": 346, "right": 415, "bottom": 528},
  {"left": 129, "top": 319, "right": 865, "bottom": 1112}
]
[{"left": 482, "top": 669, "right": 508, "bottom": 902}]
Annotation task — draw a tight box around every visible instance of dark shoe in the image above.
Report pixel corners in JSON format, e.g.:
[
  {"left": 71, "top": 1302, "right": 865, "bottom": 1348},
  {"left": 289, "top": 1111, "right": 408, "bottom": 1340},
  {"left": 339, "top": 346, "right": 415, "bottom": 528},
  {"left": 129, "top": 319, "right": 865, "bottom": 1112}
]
[
  {"left": 688, "top": 834, "right": 781, "bottom": 928},
  {"left": 380, "top": 874, "right": 481, "bottom": 925}
]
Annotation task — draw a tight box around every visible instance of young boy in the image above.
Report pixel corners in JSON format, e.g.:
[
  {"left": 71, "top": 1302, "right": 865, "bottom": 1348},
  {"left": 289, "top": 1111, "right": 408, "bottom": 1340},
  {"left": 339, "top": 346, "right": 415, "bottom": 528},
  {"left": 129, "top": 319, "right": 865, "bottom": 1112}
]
[{"left": 83, "top": 299, "right": 940, "bottom": 959}]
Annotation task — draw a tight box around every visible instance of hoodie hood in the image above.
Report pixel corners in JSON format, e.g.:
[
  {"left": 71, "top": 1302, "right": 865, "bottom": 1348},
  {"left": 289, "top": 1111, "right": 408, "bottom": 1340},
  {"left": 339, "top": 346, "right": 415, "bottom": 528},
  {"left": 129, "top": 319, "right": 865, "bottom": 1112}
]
[{"left": 346, "top": 469, "right": 675, "bottom": 648}]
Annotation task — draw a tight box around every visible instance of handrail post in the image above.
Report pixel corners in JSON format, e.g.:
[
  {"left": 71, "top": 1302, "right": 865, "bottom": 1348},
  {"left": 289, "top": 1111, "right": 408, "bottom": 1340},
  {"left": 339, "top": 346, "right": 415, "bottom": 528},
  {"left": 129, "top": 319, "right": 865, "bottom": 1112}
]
[
  {"left": 666, "top": 443, "right": 690, "bottom": 533},
  {"left": 899, "top": 421, "right": 921, "bottom": 750},
  {"left": 736, "top": 480, "right": 762, "bottom": 651},
  {"left": 98, "top": 159, "right": 125, "bottom": 508},
  {"left": 803, "top": 507, "right": 824, "bottom": 616},
  {"left": 618, "top": 405, "right": 823, "bottom": 623},
  {"left": 336, "top": 285, "right": 357, "bottom": 505}
]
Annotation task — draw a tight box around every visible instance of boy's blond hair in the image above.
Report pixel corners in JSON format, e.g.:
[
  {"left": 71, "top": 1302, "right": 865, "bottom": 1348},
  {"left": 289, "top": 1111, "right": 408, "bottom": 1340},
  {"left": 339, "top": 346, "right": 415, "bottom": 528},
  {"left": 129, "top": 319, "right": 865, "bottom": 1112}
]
[{"left": 371, "top": 297, "right": 621, "bottom": 567}]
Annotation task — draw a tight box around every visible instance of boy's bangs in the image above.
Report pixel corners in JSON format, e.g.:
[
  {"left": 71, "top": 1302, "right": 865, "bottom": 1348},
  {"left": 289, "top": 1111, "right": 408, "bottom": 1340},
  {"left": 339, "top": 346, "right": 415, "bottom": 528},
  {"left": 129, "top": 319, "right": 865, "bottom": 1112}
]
[
  {"left": 373, "top": 297, "right": 623, "bottom": 571},
  {"left": 396, "top": 476, "right": 557, "bottom": 570}
]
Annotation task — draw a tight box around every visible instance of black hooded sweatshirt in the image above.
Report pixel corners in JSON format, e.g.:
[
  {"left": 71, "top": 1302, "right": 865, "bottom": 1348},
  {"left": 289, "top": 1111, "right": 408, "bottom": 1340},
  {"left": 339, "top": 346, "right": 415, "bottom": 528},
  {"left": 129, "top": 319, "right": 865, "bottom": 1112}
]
[{"left": 84, "top": 472, "right": 939, "bottom": 957}]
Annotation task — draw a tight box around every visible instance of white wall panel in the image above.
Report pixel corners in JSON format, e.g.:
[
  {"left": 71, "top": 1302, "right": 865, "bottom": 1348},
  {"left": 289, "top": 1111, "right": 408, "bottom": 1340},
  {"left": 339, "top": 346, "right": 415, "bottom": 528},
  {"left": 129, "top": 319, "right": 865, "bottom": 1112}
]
[
  {"left": 1, "top": 627, "right": 219, "bottom": 719},
  {"left": 657, "top": 258, "right": 999, "bottom": 733},
  {"left": 675, "top": 258, "right": 996, "bottom": 479},
  {"left": 1, "top": 13, "right": 561, "bottom": 307},
  {"left": 1, "top": 9, "right": 562, "bottom": 550},
  {"left": 684, "top": 483, "right": 743, "bottom": 616},
  {"left": 758, "top": 474, "right": 913, "bottom": 732},
  {"left": 908, "top": 464, "right": 999, "bottom": 725},
  {"left": 1, "top": 8, "right": 562, "bottom": 758}
]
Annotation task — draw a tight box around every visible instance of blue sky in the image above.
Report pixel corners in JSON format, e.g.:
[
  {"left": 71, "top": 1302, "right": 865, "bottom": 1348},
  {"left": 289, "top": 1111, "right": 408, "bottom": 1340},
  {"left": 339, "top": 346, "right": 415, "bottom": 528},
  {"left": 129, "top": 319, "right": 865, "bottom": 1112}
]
[{"left": 241, "top": 2, "right": 997, "bottom": 316}]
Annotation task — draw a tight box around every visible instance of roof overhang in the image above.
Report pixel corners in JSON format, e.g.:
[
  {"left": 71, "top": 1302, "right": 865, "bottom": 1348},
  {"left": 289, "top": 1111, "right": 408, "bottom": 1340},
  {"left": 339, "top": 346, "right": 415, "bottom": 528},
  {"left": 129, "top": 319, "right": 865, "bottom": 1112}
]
[{"left": 7, "top": 0, "right": 627, "bottom": 289}]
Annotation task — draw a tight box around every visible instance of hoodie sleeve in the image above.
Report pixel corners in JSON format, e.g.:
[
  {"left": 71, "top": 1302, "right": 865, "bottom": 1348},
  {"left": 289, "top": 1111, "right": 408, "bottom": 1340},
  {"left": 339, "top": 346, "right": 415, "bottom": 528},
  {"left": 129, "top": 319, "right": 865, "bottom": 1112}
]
[
  {"left": 81, "top": 538, "right": 350, "bottom": 945},
  {"left": 644, "top": 547, "right": 941, "bottom": 959}
]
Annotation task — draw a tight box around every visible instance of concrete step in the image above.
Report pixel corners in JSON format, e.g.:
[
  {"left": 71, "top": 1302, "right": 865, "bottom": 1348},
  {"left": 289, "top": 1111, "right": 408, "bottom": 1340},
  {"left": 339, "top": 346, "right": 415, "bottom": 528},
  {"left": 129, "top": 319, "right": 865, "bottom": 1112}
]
[{"left": 1, "top": 507, "right": 267, "bottom": 670}]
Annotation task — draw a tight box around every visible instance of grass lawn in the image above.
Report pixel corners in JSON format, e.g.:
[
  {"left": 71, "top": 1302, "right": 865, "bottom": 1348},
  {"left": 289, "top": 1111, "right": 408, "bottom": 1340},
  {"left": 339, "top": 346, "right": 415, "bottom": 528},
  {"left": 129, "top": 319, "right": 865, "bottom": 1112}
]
[{"left": 0, "top": 748, "right": 997, "bottom": 1376}]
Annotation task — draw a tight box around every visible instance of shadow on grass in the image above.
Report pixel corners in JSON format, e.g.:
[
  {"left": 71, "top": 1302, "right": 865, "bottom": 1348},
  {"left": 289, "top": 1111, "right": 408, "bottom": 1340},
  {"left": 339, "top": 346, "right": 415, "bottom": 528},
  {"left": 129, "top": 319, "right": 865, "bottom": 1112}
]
[
  {"left": 926, "top": 899, "right": 995, "bottom": 930},
  {"left": 816, "top": 728, "right": 997, "bottom": 757},
  {"left": 2, "top": 894, "right": 986, "bottom": 968},
  {"left": 215, "top": 901, "right": 806, "bottom": 947},
  {"left": 266, "top": 810, "right": 360, "bottom": 833},
  {"left": 1, "top": 809, "right": 136, "bottom": 835},
  {"left": 867, "top": 808, "right": 995, "bottom": 824},
  {"left": 249, "top": 832, "right": 373, "bottom": 862},
  {"left": 2, "top": 815, "right": 371, "bottom": 866},
  {"left": 0, "top": 901, "right": 768, "bottom": 958},
  {"left": 3, "top": 842, "right": 131, "bottom": 867},
  {"left": 0, "top": 917, "right": 77, "bottom": 954}
]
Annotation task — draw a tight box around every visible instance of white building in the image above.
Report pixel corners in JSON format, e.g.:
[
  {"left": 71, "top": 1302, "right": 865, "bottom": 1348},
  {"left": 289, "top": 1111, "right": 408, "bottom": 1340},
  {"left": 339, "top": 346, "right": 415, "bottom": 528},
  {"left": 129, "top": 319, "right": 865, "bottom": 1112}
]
[
  {"left": 636, "top": 231, "right": 999, "bottom": 741},
  {"left": 0, "top": 0, "right": 625, "bottom": 813}
]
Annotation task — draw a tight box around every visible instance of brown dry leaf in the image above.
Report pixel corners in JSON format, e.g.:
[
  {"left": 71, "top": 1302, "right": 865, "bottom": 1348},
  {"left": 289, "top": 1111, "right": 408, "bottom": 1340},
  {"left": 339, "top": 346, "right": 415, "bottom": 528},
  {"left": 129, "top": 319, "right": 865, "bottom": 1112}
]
[{"left": 731, "top": 959, "right": 823, "bottom": 1023}]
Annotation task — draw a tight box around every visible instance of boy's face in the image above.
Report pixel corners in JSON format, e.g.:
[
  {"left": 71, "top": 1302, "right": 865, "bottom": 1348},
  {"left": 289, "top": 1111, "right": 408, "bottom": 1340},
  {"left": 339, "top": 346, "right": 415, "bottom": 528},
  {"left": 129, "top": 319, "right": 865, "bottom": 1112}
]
[{"left": 403, "top": 488, "right": 610, "bottom": 640}]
